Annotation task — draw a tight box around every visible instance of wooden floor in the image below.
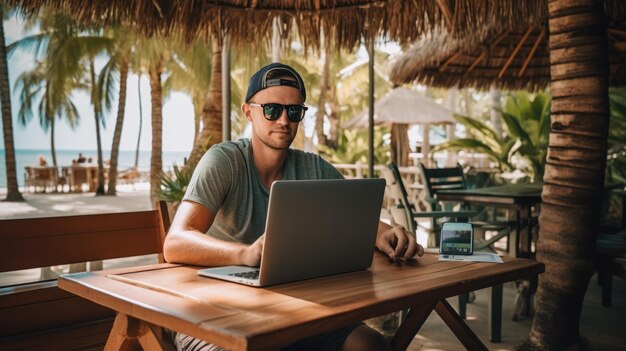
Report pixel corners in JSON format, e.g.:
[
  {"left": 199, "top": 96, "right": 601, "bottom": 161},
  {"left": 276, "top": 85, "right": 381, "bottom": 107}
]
[{"left": 406, "top": 274, "right": 626, "bottom": 350}]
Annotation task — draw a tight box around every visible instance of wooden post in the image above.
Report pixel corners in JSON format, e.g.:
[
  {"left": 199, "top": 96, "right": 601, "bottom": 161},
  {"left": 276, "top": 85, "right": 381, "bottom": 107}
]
[
  {"left": 222, "top": 36, "right": 231, "bottom": 142},
  {"left": 368, "top": 38, "right": 375, "bottom": 178}
]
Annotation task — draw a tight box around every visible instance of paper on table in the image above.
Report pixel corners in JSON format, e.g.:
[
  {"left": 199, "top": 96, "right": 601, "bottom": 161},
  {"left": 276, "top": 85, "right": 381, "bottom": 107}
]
[{"left": 438, "top": 252, "right": 504, "bottom": 263}]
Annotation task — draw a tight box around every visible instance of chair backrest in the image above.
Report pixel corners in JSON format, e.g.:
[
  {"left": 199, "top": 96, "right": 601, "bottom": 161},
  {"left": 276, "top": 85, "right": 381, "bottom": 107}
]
[
  {"left": 0, "top": 209, "right": 168, "bottom": 273},
  {"left": 385, "top": 163, "right": 417, "bottom": 233},
  {"left": 419, "top": 162, "right": 467, "bottom": 211}
]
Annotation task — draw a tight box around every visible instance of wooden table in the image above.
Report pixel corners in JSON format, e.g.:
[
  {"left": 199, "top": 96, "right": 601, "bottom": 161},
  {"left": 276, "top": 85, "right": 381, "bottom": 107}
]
[
  {"left": 436, "top": 184, "right": 543, "bottom": 258},
  {"left": 62, "top": 165, "right": 99, "bottom": 192},
  {"left": 58, "top": 253, "right": 544, "bottom": 351}
]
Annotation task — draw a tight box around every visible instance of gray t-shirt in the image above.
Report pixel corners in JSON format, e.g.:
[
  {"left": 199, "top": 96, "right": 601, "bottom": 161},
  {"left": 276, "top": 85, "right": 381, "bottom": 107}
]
[{"left": 183, "top": 138, "right": 343, "bottom": 244}]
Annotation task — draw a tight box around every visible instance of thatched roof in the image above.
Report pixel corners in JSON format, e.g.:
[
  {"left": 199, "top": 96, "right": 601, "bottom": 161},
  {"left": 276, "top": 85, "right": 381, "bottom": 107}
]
[
  {"left": 343, "top": 87, "right": 455, "bottom": 128},
  {"left": 390, "top": 2, "right": 626, "bottom": 90},
  {"left": 9, "top": 0, "right": 552, "bottom": 50}
]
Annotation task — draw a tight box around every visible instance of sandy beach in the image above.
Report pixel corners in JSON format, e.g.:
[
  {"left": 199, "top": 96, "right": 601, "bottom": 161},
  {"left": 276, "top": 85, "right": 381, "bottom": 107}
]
[{"left": 0, "top": 183, "right": 153, "bottom": 219}]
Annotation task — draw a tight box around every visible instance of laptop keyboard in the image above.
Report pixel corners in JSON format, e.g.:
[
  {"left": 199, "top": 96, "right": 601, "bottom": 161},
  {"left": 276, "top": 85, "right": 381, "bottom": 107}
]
[{"left": 229, "top": 270, "right": 260, "bottom": 280}]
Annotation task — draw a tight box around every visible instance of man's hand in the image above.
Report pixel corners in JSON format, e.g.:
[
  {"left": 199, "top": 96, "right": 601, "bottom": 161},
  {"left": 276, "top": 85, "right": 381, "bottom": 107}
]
[
  {"left": 376, "top": 225, "right": 424, "bottom": 261},
  {"left": 242, "top": 234, "right": 265, "bottom": 266}
]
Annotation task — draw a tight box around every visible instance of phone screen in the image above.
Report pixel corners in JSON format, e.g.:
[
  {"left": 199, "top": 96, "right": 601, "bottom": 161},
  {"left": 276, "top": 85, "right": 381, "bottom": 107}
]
[{"left": 440, "top": 222, "right": 473, "bottom": 255}]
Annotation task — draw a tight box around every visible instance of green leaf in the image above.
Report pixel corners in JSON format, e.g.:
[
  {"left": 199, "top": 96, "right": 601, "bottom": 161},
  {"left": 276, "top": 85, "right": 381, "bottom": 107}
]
[{"left": 501, "top": 111, "right": 532, "bottom": 146}]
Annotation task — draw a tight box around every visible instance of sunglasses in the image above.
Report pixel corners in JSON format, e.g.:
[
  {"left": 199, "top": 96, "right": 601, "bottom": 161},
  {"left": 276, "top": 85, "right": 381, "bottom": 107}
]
[{"left": 248, "top": 103, "right": 308, "bottom": 122}]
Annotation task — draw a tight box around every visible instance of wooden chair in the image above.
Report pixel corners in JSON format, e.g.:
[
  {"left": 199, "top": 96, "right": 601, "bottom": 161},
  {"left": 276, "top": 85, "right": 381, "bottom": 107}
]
[
  {"left": 418, "top": 162, "right": 513, "bottom": 253},
  {"left": 384, "top": 163, "right": 509, "bottom": 340},
  {"left": 384, "top": 163, "right": 479, "bottom": 247},
  {"left": 0, "top": 204, "right": 170, "bottom": 350}
]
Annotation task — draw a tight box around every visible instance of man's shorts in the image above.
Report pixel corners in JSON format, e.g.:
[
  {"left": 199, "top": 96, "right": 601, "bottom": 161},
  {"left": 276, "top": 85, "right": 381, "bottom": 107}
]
[{"left": 173, "top": 322, "right": 363, "bottom": 351}]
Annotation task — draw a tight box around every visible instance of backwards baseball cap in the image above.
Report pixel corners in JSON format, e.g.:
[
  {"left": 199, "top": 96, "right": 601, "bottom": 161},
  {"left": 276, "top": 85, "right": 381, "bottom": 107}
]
[{"left": 245, "top": 62, "right": 306, "bottom": 103}]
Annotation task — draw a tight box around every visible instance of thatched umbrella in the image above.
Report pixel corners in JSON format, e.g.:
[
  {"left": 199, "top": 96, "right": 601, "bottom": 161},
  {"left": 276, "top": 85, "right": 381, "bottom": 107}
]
[
  {"left": 389, "top": 9, "right": 626, "bottom": 90},
  {"left": 9, "top": 0, "right": 553, "bottom": 49},
  {"left": 343, "top": 87, "right": 456, "bottom": 166}
]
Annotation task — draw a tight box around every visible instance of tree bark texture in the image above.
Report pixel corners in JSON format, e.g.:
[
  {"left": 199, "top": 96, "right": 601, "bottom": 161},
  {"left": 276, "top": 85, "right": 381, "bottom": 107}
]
[
  {"left": 134, "top": 74, "right": 143, "bottom": 168},
  {"left": 315, "top": 42, "right": 331, "bottom": 147},
  {"left": 390, "top": 123, "right": 409, "bottom": 167},
  {"left": 185, "top": 41, "right": 222, "bottom": 170},
  {"left": 527, "top": 1, "right": 609, "bottom": 350},
  {"left": 0, "top": 14, "right": 24, "bottom": 201},
  {"left": 149, "top": 62, "right": 164, "bottom": 205},
  {"left": 107, "top": 58, "right": 129, "bottom": 195},
  {"left": 49, "top": 116, "right": 57, "bottom": 167}
]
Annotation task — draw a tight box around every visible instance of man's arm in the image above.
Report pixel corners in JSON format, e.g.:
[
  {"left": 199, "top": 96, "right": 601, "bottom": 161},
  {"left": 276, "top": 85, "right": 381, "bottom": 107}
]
[
  {"left": 163, "top": 200, "right": 263, "bottom": 267},
  {"left": 375, "top": 221, "right": 424, "bottom": 260}
]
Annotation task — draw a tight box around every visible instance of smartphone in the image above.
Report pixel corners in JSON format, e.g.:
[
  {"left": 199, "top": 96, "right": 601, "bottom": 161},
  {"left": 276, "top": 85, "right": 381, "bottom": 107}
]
[{"left": 440, "top": 222, "right": 474, "bottom": 255}]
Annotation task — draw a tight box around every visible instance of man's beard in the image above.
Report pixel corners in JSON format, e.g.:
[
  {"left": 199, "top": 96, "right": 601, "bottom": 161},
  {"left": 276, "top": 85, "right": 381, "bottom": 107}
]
[{"left": 257, "top": 127, "right": 296, "bottom": 150}]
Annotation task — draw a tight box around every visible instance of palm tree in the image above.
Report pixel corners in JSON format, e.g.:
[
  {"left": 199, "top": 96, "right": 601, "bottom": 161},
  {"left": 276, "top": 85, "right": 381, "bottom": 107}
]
[
  {"left": 135, "top": 35, "right": 169, "bottom": 204},
  {"left": 315, "top": 40, "right": 331, "bottom": 147},
  {"left": 10, "top": 11, "right": 110, "bottom": 174},
  {"left": 184, "top": 40, "right": 223, "bottom": 169},
  {"left": 148, "top": 59, "right": 163, "bottom": 203},
  {"left": 88, "top": 55, "right": 106, "bottom": 194},
  {"left": 0, "top": 5, "right": 24, "bottom": 201},
  {"left": 524, "top": 1, "right": 611, "bottom": 349},
  {"left": 163, "top": 38, "right": 214, "bottom": 162},
  {"left": 15, "top": 61, "right": 81, "bottom": 166},
  {"left": 134, "top": 71, "right": 143, "bottom": 168},
  {"left": 98, "top": 26, "right": 134, "bottom": 195}
]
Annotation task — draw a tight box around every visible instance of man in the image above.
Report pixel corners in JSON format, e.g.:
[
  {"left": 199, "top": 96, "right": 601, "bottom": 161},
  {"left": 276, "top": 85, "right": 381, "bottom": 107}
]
[{"left": 164, "top": 62, "right": 424, "bottom": 351}]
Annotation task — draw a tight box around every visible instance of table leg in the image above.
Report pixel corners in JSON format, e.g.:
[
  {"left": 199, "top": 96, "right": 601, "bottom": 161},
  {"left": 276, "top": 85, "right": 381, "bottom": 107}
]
[
  {"left": 488, "top": 284, "right": 503, "bottom": 342},
  {"left": 391, "top": 302, "right": 437, "bottom": 351},
  {"left": 458, "top": 293, "right": 468, "bottom": 319},
  {"left": 105, "top": 313, "right": 174, "bottom": 351},
  {"left": 519, "top": 206, "right": 532, "bottom": 258},
  {"left": 104, "top": 314, "right": 137, "bottom": 351},
  {"left": 435, "top": 299, "right": 489, "bottom": 351},
  {"left": 509, "top": 209, "right": 521, "bottom": 258}
]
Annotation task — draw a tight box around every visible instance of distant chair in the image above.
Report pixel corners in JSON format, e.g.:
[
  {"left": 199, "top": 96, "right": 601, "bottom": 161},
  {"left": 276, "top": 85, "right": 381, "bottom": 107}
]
[
  {"left": 118, "top": 167, "right": 139, "bottom": 189},
  {"left": 119, "top": 166, "right": 139, "bottom": 183},
  {"left": 382, "top": 162, "right": 507, "bottom": 338},
  {"left": 383, "top": 162, "right": 478, "bottom": 248},
  {"left": 418, "top": 162, "right": 513, "bottom": 252},
  {"left": 24, "top": 166, "right": 58, "bottom": 193}
]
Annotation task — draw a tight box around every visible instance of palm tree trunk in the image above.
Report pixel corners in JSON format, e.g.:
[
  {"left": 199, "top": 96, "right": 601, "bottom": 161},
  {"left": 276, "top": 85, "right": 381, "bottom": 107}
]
[
  {"left": 50, "top": 117, "right": 57, "bottom": 167},
  {"left": 134, "top": 72, "right": 143, "bottom": 168},
  {"left": 0, "top": 12, "right": 24, "bottom": 201},
  {"left": 524, "top": 1, "right": 609, "bottom": 349},
  {"left": 106, "top": 57, "right": 129, "bottom": 195},
  {"left": 328, "top": 84, "right": 340, "bottom": 149},
  {"left": 185, "top": 41, "right": 222, "bottom": 169},
  {"left": 90, "top": 57, "right": 105, "bottom": 195},
  {"left": 192, "top": 97, "right": 202, "bottom": 151},
  {"left": 149, "top": 62, "right": 164, "bottom": 205},
  {"left": 315, "top": 42, "right": 331, "bottom": 147}
]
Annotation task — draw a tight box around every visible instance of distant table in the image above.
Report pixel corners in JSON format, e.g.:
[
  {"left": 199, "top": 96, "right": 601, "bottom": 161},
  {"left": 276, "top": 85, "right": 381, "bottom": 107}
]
[
  {"left": 24, "top": 166, "right": 61, "bottom": 193},
  {"left": 62, "top": 165, "right": 98, "bottom": 192},
  {"left": 59, "top": 253, "right": 544, "bottom": 350},
  {"left": 436, "top": 184, "right": 543, "bottom": 258}
]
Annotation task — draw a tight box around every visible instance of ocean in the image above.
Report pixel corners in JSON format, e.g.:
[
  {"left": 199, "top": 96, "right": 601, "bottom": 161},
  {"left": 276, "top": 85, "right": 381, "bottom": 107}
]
[{"left": 0, "top": 149, "right": 190, "bottom": 188}]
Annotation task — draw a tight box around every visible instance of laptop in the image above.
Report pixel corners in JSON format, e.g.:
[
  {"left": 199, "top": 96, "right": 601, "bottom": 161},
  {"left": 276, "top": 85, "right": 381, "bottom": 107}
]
[{"left": 197, "top": 178, "right": 385, "bottom": 287}]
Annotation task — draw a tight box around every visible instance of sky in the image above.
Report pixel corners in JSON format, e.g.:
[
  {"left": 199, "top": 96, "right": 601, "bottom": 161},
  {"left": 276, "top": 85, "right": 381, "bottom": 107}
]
[{"left": 0, "top": 17, "right": 195, "bottom": 152}]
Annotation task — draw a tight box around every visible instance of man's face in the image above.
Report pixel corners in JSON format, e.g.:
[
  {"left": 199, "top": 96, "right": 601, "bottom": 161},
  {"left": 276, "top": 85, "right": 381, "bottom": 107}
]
[{"left": 242, "top": 85, "right": 304, "bottom": 151}]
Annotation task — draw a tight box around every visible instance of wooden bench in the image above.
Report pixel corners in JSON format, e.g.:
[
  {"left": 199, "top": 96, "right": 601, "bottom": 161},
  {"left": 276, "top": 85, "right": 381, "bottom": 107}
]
[{"left": 0, "top": 204, "right": 170, "bottom": 350}]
